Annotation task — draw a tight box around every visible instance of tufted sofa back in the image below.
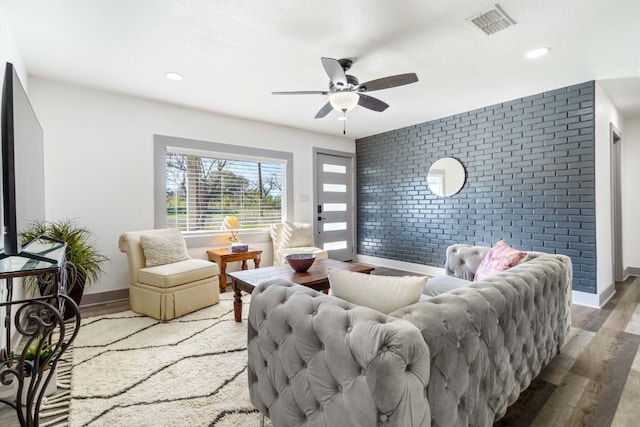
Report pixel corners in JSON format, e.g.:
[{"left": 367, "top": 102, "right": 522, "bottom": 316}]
[
  {"left": 443, "top": 244, "right": 490, "bottom": 280},
  {"left": 248, "top": 280, "right": 431, "bottom": 426}
]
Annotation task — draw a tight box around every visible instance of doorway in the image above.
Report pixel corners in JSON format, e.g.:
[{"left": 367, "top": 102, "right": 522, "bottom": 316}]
[
  {"left": 314, "top": 149, "right": 355, "bottom": 261},
  {"left": 611, "top": 123, "right": 623, "bottom": 281}
]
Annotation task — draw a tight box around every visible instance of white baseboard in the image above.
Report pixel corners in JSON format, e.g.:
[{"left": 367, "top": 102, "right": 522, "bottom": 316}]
[
  {"left": 572, "top": 281, "right": 616, "bottom": 308},
  {"left": 570, "top": 291, "right": 598, "bottom": 308}
]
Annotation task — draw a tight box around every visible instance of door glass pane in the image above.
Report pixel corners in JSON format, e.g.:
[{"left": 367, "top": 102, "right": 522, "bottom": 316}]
[
  {"left": 323, "top": 222, "right": 347, "bottom": 232},
  {"left": 323, "top": 163, "right": 346, "bottom": 174},
  {"left": 323, "top": 241, "right": 348, "bottom": 250},
  {"left": 323, "top": 203, "right": 347, "bottom": 212},
  {"left": 323, "top": 184, "right": 347, "bottom": 193}
]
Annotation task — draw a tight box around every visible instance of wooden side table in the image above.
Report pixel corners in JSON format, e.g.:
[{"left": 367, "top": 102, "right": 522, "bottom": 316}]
[{"left": 207, "top": 248, "right": 262, "bottom": 292}]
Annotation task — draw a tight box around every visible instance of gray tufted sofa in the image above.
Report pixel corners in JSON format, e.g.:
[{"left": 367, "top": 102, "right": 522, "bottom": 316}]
[
  {"left": 420, "top": 244, "right": 491, "bottom": 297},
  {"left": 247, "top": 246, "right": 572, "bottom": 427}
]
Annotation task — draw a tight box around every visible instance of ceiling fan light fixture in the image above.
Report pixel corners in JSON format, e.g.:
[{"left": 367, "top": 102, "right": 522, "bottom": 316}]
[{"left": 329, "top": 92, "right": 359, "bottom": 112}]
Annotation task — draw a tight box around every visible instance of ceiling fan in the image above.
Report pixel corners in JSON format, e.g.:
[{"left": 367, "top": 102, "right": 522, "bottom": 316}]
[{"left": 272, "top": 57, "right": 419, "bottom": 119}]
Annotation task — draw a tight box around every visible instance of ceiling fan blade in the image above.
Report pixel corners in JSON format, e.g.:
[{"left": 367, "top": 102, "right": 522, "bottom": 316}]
[
  {"left": 359, "top": 73, "right": 418, "bottom": 92},
  {"left": 358, "top": 94, "right": 389, "bottom": 112},
  {"left": 314, "top": 102, "right": 334, "bottom": 119},
  {"left": 321, "top": 57, "right": 347, "bottom": 88},
  {"left": 272, "top": 91, "right": 329, "bottom": 95}
]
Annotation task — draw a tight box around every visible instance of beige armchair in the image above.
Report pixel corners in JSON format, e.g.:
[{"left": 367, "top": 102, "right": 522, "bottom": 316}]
[
  {"left": 269, "top": 221, "right": 328, "bottom": 265},
  {"left": 119, "top": 228, "right": 220, "bottom": 320}
]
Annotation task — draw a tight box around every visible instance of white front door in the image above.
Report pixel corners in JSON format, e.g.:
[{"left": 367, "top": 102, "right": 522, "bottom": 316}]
[{"left": 315, "top": 151, "right": 354, "bottom": 261}]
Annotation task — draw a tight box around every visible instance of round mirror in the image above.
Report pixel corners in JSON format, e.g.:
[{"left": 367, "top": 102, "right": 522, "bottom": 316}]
[{"left": 427, "top": 157, "right": 466, "bottom": 196}]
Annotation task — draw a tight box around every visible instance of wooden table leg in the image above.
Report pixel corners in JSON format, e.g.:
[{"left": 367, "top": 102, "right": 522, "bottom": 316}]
[
  {"left": 219, "top": 260, "right": 227, "bottom": 292},
  {"left": 233, "top": 280, "right": 243, "bottom": 322},
  {"left": 254, "top": 255, "right": 261, "bottom": 268},
  {"left": 241, "top": 260, "right": 248, "bottom": 270}
]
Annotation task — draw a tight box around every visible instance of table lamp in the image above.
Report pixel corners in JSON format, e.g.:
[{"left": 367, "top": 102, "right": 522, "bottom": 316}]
[{"left": 223, "top": 216, "right": 248, "bottom": 253}]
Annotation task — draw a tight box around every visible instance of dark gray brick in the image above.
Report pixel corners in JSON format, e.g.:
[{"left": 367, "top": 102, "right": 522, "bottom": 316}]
[{"left": 356, "top": 81, "right": 596, "bottom": 293}]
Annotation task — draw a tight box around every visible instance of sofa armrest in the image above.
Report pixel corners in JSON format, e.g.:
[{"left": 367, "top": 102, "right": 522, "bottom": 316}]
[
  {"left": 269, "top": 224, "right": 283, "bottom": 264},
  {"left": 248, "top": 280, "right": 431, "bottom": 427},
  {"left": 422, "top": 275, "right": 471, "bottom": 297}
]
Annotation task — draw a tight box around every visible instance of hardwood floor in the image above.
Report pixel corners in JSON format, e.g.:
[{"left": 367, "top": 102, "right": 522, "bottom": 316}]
[
  {"left": 499, "top": 275, "right": 640, "bottom": 426},
  {"left": 2, "top": 273, "right": 639, "bottom": 426}
]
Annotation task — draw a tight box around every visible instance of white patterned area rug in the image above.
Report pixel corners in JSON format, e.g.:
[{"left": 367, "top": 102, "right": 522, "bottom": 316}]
[{"left": 68, "top": 293, "right": 267, "bottom": 427}]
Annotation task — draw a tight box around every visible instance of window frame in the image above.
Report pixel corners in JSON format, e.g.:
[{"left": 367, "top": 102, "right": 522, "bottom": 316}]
[{"left": 154, "top": 134, "right": 293, "bottom": 245}]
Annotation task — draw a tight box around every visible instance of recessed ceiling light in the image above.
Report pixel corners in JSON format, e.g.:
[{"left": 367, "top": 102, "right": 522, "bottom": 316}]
[
  {"left": 165, "top": 72, "right": 183, "bottom": 81},
  {"left": 526, "top": 47, "right": 550, "bottom": 59}
]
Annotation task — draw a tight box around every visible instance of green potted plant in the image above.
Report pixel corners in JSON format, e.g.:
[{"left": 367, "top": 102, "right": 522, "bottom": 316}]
[
  {"left": 20, "top": 219, "right": 110, "bottom": 318},
  {"left": 17, "top": 337, "right": 57, "bottom": 405},
  {"left": 23, "top": 338, "right": 54, "bottom": 363}
]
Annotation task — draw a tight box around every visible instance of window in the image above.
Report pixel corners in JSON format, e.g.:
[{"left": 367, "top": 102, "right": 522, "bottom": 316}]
[{"left": 155, "top": 135, "right": 292, "bottom": 234}]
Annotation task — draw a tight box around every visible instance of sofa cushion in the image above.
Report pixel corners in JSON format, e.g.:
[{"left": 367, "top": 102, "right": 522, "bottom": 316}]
[
  {"left": 328, "top": 268, "right": 427, "bottom": 314},
  {"left": 140, "top": 233, "right": 190, "bottom": 267},
  {"left": 138, "top": 259, "right": 219, "bottom": 288},
  {"left": 281, "top": 220, "right": 314, "bottom": 248},
  {"left": 473, "top": 240, "right": 526, "bottom": 282},
  {"left": 422, "top": 274, "right": 471, "bottom": 297}
]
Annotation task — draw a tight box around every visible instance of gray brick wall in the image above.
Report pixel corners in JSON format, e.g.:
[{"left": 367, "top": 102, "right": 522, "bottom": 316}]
[{"left": 356, "top": 81, "right": 596, "bottom": 293}]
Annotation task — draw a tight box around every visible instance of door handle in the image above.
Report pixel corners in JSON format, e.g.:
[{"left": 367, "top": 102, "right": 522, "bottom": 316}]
[{"left": 318, "top": 216, "right": 327, "bottom": 221}]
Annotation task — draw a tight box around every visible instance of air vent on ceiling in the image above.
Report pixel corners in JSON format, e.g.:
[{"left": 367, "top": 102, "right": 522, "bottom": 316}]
[{"left": 467, "top": 4, "right": 516, "bottom": 36}]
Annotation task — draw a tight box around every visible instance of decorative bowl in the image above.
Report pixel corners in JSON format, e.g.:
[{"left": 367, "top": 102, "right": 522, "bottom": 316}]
[{"left": 286, "top": 254, "right": 316, "bottom": 272}]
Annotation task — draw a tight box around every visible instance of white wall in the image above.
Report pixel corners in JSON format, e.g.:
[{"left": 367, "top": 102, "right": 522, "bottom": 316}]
[
  {"left": 0, "top": 7, "right": 27, "bottom": 89},
  {"left": 28, "top": 78, "right": 354, "bottom": 297},
  {"left": 622, "top": 115, "right": 640, "bottom": 271},
  {"left": 594, "top": 83, "right": 623, "bottom": 298}
]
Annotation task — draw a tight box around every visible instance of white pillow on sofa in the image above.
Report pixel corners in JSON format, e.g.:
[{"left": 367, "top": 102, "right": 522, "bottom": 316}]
[{"left": 328, "top": 268, "right": 427, "bottom": 314}]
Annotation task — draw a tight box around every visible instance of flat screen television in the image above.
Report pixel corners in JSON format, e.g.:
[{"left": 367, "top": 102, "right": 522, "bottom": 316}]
[{"left": 0, "top": 62, "right": 45, "bottom": 257}]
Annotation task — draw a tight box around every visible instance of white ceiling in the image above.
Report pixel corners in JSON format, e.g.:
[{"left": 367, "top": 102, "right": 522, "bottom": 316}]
[{"left": 2, "top": 0, "right": 640, "bottom": 139}]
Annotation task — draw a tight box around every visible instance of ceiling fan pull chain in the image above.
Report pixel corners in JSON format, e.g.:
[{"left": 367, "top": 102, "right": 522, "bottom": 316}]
[{"left": 342, "top": 111, "right": 347, "bottom": 134}]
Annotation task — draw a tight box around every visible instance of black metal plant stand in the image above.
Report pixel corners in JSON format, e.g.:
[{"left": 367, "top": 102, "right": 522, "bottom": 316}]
[{"left": 0, "top": 237, "right": 80, "bottom": 427}]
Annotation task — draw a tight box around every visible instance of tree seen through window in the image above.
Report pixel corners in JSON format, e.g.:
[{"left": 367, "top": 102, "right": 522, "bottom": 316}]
[{"left": 166, "top": 152, "right": 284, "bottom": 232}]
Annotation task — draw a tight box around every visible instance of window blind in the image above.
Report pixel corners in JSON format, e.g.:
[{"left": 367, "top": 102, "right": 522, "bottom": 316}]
[{"left": 165, "top": 150, "right": 285, "bottom": 232}]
